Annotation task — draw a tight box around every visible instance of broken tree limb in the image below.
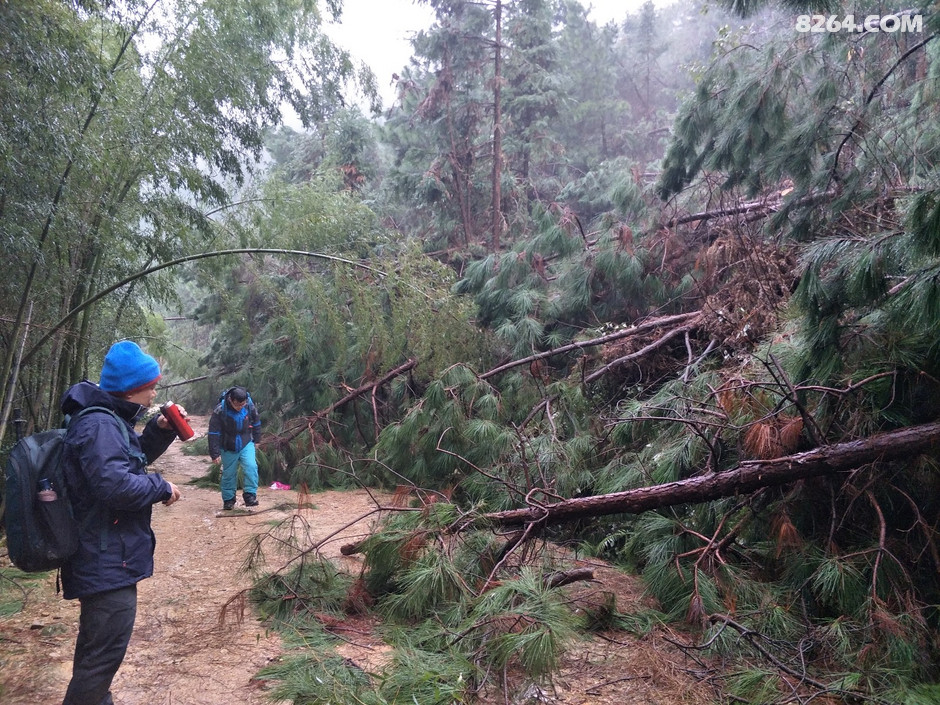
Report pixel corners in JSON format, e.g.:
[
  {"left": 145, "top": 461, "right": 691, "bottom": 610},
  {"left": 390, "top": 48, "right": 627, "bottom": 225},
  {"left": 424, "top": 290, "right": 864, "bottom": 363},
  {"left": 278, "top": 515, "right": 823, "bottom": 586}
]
[
  {"left": 546, "top": 567, "right": 595, "bottom": 588},
  {"left": 664, "top": 197, "right": 783, "bottom": 228},
  {"left": 583, "top": 318, "right": 702, "bottom": 383},
  {"left": 463, "top": 421, "right": 940, "bottom": 529},
  {"left": 662, "top": 189, "right": 839, "bottom": 228},
  {"left": 341, "top": 540, "right": 364, "bottom": 556},
  {"left": 479, "top": 312, "right": 701, "bottom": 380},
  {"left": 282, "top": 358, "right": 417, "bottom": 443}
]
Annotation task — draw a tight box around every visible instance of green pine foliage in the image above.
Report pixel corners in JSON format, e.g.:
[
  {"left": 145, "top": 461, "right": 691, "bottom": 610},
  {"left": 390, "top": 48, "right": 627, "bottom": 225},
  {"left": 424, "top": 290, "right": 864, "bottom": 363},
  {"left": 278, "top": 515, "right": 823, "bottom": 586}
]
[
  {"left": 251, "top": 503, "right": 582, "bottom": 699},
  {"left": 372, "top": 367, "right": 514, "bottom": 490},
  {"left": 204, "top": 2, "right": 940, "bottom": 701},
  {"left": 886, "top": 684, "right": 940, "bottom": 705},
  {"left": 10, "top": 0, "right": 940, "bottom": 702},
  {"left": 377, "top": 647, "right": 476, "bottom": 704},
  {"left": 189, "top": 2, "right": 940, "bottom": 700},
  {"left": 726, "top": 668, "right": 781, "bottom": 704},
  {"left": 379, "top": 532, "right": 472, "bottom": 620},
  {"left": 453, "top": 207, "right": 676, "bottom": 358},
  {"left": 256, "top": 653, "right": 376, "bottom": 705},
  {"left": 374, "top": 553, "right": 578, "bottom": 681},
  {"left": 465, "top": 569, "right": 577, "bottom": 677},
  {"left": 589, "top": 310, "right": 940, "bottom": 695},
  {"left": 253, "top": 566, "right": 350, "bottom": 628}
]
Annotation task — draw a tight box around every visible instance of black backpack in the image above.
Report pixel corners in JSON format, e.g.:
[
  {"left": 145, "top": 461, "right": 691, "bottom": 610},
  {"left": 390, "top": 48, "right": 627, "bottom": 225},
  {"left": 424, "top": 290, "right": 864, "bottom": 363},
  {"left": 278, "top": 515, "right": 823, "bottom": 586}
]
[{"left": 3, "top": 407, "right": 127, "bottom": 573}]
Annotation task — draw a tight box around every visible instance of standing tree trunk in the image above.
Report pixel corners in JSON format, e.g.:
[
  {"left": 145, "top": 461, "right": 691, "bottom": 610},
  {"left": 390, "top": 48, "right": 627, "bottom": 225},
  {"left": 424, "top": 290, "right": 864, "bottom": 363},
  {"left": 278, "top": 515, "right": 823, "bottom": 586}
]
[
  {"left": 441, "top": 48, "right": 476, "bottom": 249},
  {"left": 491, "top": 0, "right": 503, "bottom": 253}
]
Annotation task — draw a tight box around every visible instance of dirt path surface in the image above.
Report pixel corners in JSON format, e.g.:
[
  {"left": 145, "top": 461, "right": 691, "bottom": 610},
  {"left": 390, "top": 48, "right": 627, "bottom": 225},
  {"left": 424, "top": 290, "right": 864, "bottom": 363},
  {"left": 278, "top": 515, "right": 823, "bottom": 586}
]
[
  {"left": 1, "top": 415, "right": 711, "bottom": 705},
  {"left": 0, "top": 416, "right": 387, "bottom": 705}
]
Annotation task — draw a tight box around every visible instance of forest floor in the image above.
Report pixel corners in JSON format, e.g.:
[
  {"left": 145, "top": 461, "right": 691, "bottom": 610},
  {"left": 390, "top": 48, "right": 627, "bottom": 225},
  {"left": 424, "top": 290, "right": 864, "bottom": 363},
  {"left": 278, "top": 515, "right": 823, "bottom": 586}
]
[{"left": 1, "top": 416, "right": 715, "bottom": 705}]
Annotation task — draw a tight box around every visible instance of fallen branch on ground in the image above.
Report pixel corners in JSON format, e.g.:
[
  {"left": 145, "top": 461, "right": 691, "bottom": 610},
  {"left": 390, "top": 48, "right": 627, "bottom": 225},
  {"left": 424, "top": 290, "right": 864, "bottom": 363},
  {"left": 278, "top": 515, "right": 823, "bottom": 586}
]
[
  {"left": 546, "top": 567, "right": 595, "bottom": 588},
  {"left": 458, "top": 421, "right": 940, "bottom": 529}
]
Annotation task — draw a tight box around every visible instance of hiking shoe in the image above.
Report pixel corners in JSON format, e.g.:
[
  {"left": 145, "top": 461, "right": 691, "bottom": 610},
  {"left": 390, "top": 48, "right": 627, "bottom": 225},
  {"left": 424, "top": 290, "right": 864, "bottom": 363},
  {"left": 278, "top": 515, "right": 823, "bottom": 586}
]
[
  {"left": 243, "top": 493, "right": 258, "bottom": 507},
  {"left": 223, "top": 498, "right": 236, "bottom": 510}
]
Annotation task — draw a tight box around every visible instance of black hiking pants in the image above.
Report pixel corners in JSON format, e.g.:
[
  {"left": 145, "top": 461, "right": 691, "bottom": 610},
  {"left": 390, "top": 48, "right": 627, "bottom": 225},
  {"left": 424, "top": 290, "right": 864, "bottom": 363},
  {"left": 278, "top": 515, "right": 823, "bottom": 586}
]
[{"left": 63, "top": 584, "right": 137, "bottom": 705}]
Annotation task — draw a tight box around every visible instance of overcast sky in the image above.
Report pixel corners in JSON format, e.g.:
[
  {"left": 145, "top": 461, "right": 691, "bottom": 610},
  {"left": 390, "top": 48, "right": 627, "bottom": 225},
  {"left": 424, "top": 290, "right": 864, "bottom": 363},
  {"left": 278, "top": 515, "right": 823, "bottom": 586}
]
[{"left": 326, "top": 0, "right": 665, "bottom": 108}]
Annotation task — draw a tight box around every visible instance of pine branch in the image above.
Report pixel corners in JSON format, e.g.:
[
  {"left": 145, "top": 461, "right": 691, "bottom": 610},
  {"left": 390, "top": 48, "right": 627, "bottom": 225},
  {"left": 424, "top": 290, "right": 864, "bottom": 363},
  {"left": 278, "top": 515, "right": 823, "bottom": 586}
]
[
  {"left": 662, "top": 189, "right": 838, "bottom": 228},
  {"left": 830, "top": 32, "right": 939, "bottom": 183},
  {"left": 765, "top": 354, "right": 825, "bottom": 446},
  {"left": 458, "top": 421, "right": 940, "bottom": 529},
  {"left": 545, "top": 568, "right": 594, "bottom": 589},
  {"left": 479, "top": 312, "right": 702, "bottom": 380},
  {"left": 708, "top": 614, "right": 830, "bottom": 691},
  {"left": 665, "top": 196, "right": 780, "bottom": 227},
  {"left": 583, "top": 320, "right": 701, "bottom": 384},
  {"left": 281, "top": 358, "right": 417, "bottom": 444}
]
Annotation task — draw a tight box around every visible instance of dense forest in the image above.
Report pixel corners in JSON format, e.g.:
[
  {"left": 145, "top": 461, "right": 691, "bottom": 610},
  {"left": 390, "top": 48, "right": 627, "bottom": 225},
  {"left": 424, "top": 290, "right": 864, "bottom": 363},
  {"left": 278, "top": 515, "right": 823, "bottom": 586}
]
[{"left": 3, "top": 0, "right": 940, "bottom": 702}]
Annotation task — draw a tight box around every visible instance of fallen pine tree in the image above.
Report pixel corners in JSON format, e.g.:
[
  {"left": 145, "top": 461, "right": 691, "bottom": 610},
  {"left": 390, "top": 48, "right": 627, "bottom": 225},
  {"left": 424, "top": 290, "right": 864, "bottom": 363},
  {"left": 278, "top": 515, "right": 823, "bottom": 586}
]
[
  {"left": 461, "top": 420, "right": 940, "bottom": 529},
  {"left": 291, "top": 421, "right": 940, "bottom": 705},
  {"left": 338, "top": 420, "right": 940, "bottom": 554}
]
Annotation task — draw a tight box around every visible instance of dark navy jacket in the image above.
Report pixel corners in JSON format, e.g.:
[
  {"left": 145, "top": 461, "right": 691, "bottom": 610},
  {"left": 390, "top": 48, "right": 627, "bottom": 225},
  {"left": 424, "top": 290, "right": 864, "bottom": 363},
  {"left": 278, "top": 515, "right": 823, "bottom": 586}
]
[
  {"left": 60, "top": 381, "right": 176, "bottom": 600},
  {"left": 207, "top": 396, "right": 261, "bottom": 459}
]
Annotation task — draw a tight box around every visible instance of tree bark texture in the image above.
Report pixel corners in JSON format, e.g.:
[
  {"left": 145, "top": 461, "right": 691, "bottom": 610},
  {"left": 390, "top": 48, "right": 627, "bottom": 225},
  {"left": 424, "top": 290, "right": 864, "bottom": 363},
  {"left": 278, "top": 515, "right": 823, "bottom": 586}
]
[{"left": 472, "top": 422, "right": 940, "bottom": 528}]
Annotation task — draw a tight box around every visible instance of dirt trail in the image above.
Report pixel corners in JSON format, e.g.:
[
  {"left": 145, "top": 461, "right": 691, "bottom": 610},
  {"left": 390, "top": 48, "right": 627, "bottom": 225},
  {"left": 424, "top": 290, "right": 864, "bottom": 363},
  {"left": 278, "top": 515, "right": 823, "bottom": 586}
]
[
  {"left": 2, "top": 415, "right": 711, "bottom": 705},
  {"left": 0, "top": 415, "right": 387, "bottom": 705}
]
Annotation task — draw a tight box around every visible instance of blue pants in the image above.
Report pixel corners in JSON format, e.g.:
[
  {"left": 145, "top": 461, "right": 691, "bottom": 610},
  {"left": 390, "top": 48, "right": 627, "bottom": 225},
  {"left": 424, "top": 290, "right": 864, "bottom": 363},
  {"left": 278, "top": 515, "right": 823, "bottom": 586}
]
[
  {"left": 220, "top": 442, "right": 259, "bottom": 500},
  {"left": 63, "top": 584, "right": 137, "bottom": 705}
]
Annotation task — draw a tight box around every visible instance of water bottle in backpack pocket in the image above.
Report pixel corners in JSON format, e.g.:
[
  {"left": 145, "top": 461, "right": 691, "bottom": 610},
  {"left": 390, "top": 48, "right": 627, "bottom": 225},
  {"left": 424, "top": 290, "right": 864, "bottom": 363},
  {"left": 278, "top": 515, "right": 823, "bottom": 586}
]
[
  {"left": 33, "top": 477, "right": 79, "bottom": 566},
  {"left": 3, "top": 429, "right": 81, "bottom": 572},
  {"left": 3, "top": 407, "right": 128, "bottom": 573}
]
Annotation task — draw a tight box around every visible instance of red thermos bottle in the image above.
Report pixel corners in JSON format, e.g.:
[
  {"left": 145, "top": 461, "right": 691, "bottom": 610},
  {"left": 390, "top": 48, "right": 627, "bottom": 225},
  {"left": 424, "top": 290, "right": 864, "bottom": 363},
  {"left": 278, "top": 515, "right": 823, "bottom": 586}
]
[{"left": 160, "top": 401, "right": 194, "bottom": 441}]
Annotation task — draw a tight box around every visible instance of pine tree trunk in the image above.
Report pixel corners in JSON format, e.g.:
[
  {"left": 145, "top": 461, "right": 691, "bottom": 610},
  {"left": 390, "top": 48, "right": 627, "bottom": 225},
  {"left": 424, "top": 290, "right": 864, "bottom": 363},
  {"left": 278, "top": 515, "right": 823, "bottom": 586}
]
[
  {"left": 491, "top": 0, "right": 502, "bottom": 253},
  {"left": 471, "top": 422, "right": 940, "bottom": 528}
]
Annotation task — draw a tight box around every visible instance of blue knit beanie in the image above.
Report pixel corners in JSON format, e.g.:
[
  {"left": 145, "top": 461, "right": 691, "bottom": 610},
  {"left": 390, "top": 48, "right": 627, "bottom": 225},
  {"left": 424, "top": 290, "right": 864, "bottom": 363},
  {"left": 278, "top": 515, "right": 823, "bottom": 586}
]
[{"left": 99, "top": 341, "right": 162, "bottom": 394}]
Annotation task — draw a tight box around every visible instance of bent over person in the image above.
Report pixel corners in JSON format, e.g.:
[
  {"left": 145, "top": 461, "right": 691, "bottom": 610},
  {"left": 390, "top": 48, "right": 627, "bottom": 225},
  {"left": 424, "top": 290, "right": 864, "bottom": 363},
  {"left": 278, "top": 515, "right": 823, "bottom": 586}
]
[
  {"left": 208, "top": 386, "right": 261, "bottom": 510},
  {"left": 61, "top": 340, "right": 183, "bottom": 705}
]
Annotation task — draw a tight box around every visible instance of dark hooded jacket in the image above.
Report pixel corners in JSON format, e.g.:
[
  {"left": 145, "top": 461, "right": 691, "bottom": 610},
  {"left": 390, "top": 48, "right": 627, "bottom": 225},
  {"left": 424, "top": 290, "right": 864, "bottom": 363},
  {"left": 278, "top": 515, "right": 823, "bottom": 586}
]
[
  {"left": 60, "top": 380, "right": 176, "bottom": 600},
  {"left": 207, "top": 394, "right": 261, "bottom": 460}
]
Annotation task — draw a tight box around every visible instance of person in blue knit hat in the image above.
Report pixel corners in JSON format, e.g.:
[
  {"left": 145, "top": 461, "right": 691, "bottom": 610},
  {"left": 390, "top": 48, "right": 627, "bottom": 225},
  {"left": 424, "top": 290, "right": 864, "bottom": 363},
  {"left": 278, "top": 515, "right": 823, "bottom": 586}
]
[
  {"left": 97, "top": 340, "right": 163, "bottom": 393},
  {"left": 59, "top": 340, "right": 184, "bottom": 705}
]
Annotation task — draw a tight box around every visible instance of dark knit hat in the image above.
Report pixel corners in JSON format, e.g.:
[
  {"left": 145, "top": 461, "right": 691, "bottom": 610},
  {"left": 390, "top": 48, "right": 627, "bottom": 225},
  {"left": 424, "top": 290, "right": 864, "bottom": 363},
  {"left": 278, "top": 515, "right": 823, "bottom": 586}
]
[
  {"left": 99, "top": 341, "right": 162, "bottom": 394},
  {"left": 228, "top": 386, "right": 248, "bottom": 402}
]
